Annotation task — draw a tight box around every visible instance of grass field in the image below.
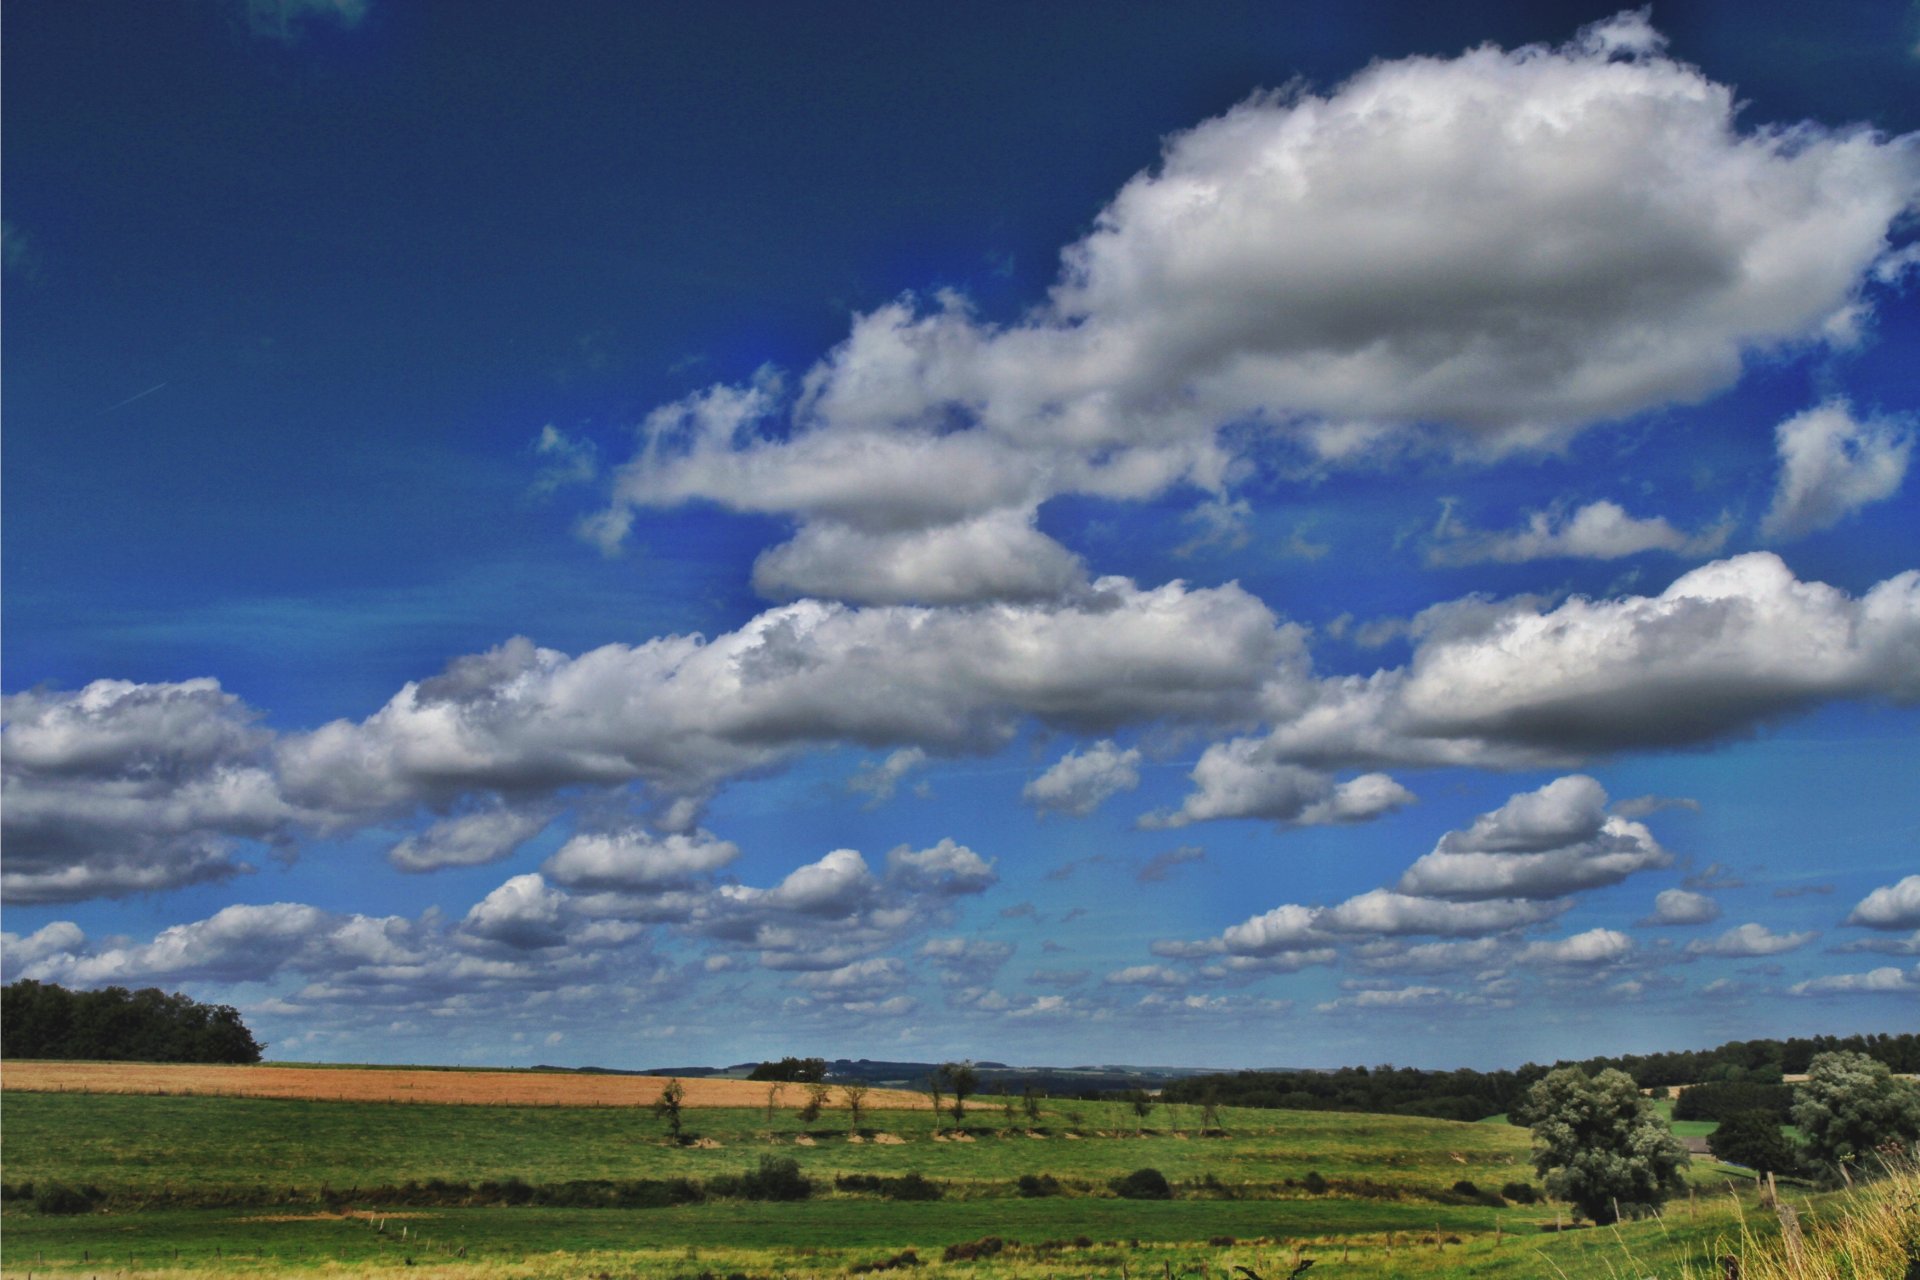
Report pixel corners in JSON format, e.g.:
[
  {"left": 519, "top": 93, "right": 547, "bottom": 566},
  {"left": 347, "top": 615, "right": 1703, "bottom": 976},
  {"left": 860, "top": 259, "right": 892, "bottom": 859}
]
[{"left": 2, "top": 1061, "right": 1903, "bottom": 1279}]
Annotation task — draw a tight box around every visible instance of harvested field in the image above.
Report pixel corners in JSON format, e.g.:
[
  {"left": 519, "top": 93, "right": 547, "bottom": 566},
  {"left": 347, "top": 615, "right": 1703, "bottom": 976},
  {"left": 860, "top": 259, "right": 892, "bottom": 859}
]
[{"left": 0, "top": 1060, "right": 926, "bottom": 1110}]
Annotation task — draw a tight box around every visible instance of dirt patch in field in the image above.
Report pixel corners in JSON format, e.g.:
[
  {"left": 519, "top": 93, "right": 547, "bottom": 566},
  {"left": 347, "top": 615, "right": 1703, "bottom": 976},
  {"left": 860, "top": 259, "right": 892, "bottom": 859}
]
[
  {"left": 689, "top": 1137, "right": 722, "bottom": 1148},
  {"left": 873, "top": 1132, "right": 905, "bottom": 1144},
  {"left": 793, "top": 1134, "right": 817, "bottom": 1145},
  {"left": 1, "top": 1061, "right": 927, "bottom": 1110},
  {"left": 1026, "top": 1130, "right": 1047, "bottom": 1139}
]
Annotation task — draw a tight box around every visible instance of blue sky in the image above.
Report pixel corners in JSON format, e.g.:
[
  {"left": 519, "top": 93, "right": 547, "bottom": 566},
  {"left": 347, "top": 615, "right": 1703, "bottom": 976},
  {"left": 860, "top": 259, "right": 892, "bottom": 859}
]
[{"left": 4, "top": 0, "right": 1917, "bottom": 1070}]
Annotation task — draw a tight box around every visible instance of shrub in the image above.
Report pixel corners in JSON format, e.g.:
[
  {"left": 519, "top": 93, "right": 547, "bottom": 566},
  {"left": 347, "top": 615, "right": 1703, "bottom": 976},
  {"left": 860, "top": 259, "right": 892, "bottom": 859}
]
[
  {"left": 849, "top": 1250, "right": 920, "bottom": 1273},
  {"left": 1501, "top": 1181, "right": 1539, "bottom": 1204},
  {"left": 1301, "top": 1170, "right": 1328, "bottom": 1194},
  {"left": 883, "top": 1172, "right": 942, "bottom": 1201},
  {"left": 739, "top": 1155, "right": 812, "bottom": 1201},
  {"left": 1016, "top": 1173, "right": 1062, "bottom": 1198},
  {"left": 1109, "top": 1167, "right": 1172, "bottom": 1200},
  {"left": 942, "top": 1237, "right": 1006, "bottom": 1262},
  {"left": 34, "top": 1182, "right": 95, "bottom": 1215}
]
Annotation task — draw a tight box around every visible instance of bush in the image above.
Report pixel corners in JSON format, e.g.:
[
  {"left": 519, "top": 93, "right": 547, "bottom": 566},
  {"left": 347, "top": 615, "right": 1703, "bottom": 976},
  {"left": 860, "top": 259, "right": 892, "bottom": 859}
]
[
  {"left": 1016, "top": 1173, "right": 1062, "bottom": 1198},
  {"left": 942, "top": 1237, "right": 1006, "bottom": 1262},
  {"left": 883, "top": 1172, "right": 942, "bottom": 1201},
  {"left": 1501, "top": 1181, "right": 1539, "bottom": 1204},
  {"left": 739, "top": 1155, "right": 812, "bottom": 1202},
  {"left": 1109, "top": 1168, "right": 1172, "bottom": 1200},
  {"left": 34, "top": 1182, "right": 95, "bottom": 1215},
  {"left": 1301, "top": 1170, "right": 1328, "bottom": 1194}
]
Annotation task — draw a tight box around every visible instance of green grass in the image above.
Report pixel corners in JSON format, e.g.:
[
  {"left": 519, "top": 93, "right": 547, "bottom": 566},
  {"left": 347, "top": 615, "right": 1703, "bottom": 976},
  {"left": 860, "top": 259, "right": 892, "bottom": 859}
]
[{"left": 3, "top": 1088, "right": 1863, "bottom": 1278}]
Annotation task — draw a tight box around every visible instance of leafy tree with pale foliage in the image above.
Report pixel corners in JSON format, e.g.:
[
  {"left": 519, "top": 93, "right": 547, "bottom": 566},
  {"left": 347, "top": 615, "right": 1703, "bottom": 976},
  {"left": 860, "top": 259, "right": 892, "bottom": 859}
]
[
  {"left": 1791, "top": 1050, "right": 1920, "bottom": 1182},
  {"left": 841, "top": 1081, "right": 870, "bottom": 1133},
  {"left": 651, "top": 1077, "right": 685, "bottom": 1141},
  {"left": 1517, "top": 1066, "right": 1688, "bottom": 1224}
]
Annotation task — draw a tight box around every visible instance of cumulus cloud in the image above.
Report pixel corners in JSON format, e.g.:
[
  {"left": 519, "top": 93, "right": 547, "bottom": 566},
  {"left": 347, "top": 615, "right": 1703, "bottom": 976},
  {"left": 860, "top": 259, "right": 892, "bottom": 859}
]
[
  {"left": 1761, "top": 401, "right": 1913, "bottom": 540},
  {"left": 1022, "top": 740, "right": 1142, "bottom": 817},
  {"left": 1, "top": 679, "right": 302, "bottom": 903},
  {"left": 884, "top": 839, "right": 997, "bottom": 896},
  {"left": 1686, "top": 922, "right": 1819, "bottom": 958},
  {"left": 388, "top": 802, "right": 553, "bottom": 873},
  {"left": 1640, "top": 888, "right": 1722, "bottom": 926},
  {"left": 1844, "top": 874, "right": 1920, "bottom": 930},
  {"left": 275, "top": 577, "right": 1302, "bottom": 818},
  {"left": 1790, "top": 964, "right": 1919, "bottom": 996},
  {"left": 1396, "top": 776, "right": 1670, "bottom": 900},
  {"left": 1316, "top": 985, "right": 1499, "bottom": 1014},
  {"left": 1428, "top": 500, "right": 1730, "bottom": 565},
  {"left": 463, "top": 874, "right": 571, "bottom": 950},
  {"left": 1142, "top": 736, "right": 1413, "bottom": 829},
  {"left": 541, "top": 828, "right": 740, "bottom": 891},
  {"left": 1515, "top": 928, "right": 1635, "bottom": 966},
  {"left": 585, "top": 13, "right": 1920, "bottom": 603}
]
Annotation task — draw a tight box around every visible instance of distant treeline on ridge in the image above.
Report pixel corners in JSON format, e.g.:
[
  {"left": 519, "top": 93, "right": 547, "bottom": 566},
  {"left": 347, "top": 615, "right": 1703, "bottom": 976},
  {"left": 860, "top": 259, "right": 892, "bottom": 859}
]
[
  {"left": 1, "top": 980, "right": 263, "bottom": 1064},
  {"left": 1159, "top": 1033, "right": 1920, "bottom": 1122}
]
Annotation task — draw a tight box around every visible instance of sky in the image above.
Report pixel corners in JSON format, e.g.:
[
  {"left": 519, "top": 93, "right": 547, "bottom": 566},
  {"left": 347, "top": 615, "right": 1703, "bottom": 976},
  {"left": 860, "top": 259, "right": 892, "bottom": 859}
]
[{"left": 3, "top": 0, "right": 1917, "bottom": 1072}]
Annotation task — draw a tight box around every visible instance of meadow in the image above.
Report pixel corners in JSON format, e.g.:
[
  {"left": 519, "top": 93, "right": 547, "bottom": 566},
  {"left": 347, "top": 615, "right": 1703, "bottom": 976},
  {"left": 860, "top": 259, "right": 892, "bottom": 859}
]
[{"left": 2, "top": 1062, "right": 1904, "bottom": 1280}]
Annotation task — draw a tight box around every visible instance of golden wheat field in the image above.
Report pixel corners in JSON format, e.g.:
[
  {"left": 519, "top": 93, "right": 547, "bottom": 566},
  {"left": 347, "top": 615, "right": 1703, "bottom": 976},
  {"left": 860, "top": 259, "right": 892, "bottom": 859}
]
[{"left": 0, "top": 1060, "right": 927, "bottom": 1109}]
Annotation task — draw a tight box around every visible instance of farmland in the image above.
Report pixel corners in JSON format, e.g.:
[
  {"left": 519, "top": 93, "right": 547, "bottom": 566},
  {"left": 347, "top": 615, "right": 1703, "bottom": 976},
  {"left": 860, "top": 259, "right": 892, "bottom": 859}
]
[{"left": 0, "top": 1061, "right": 1895, "bottom": 1279}]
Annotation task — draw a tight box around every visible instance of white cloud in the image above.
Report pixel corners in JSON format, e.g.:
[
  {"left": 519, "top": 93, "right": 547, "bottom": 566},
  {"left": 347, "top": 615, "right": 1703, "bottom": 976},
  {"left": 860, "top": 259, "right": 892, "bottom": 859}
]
[
  {"left": 884, "top": 839, "right": 997, "bottom": 896},
  {"left": 1640, "top": 888, "right": 1721, "bottom": 926},
  {"left": 1429, "top": 500, "right": 1730, "bottom": 565},
  {"left": 1789, "top": 965, "right": 1919, "bottom": 996},
  {"left": 530, "top": 425, "right": 599, "bottom": 496},
  {"left": 1, "top": 679, "right": 301, "bottom": 903},
  {"left": 1397, "top": 776, "right": 1670, "bottom": 900},
  {"left": 847, "top": 748, "right": 929, "bottom": 806},
  {"left": 1022, "top": 740, "right": 1142, "bottom": 817},
  {"left": 1844, "top": 874, "right": 1920, "bottom": 930},
  {"left": 0, "top": 921, "right": 87, "bottom": 972},
  {"left": 586, "top": 13, "right": 1920, "bottom": 602},
  {"left": 1761, "top": 401, "right": 1913, "bottom": 540},
  {"left": 1322, "top": 889, "right": 1570, "bottom": 938},
  {"left": 1515, "top": 928, "right": 1635, "bottom": 966},
  {"left": 1685, "top": 922, "right": 1818, "bottom": 958},
  {"left": 388, "top": 802, "right": 553, "bottom": 873},
  {"left": 1105, "top": 964, "right": 1190, "bottom": 988},
  {"left": 275, "top": 577, "right": 1303, "bottom": 816},
  {"left": 463, "top": 874, "right": 570, "bottom": 950},
  {"left": 541, "top": 828, "right": 740, "bottom": 891},
  {"left": 1142, "top": 736, "right": 1414, "bottom": 829}
]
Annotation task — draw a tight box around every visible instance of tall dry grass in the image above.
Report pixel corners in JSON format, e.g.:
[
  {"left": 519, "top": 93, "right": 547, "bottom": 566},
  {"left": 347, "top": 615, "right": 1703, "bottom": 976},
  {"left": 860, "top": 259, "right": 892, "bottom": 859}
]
[{"left": 1673, "top": 1164, "right": 1918, "bottom": 1280}]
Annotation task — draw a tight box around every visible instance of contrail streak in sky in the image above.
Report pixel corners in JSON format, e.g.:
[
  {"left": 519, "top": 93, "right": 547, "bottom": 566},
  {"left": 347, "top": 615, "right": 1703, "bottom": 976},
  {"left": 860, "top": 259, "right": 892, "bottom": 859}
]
[{"left": 97, "top": 382, "right": 168, "bottom": 415}]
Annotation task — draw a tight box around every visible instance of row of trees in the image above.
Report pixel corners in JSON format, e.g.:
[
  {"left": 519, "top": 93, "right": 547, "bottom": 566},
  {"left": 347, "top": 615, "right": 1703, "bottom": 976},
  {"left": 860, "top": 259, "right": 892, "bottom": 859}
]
[
  {"left": 1159, "top": 1031, "right": 1920, "bottom": 1121},
  {"left": 1, "top": 980, "right": 263, "bottom": 1063},
  {"left": 1524, "top": 1051, "right": 1920, "bottom": 1224}
]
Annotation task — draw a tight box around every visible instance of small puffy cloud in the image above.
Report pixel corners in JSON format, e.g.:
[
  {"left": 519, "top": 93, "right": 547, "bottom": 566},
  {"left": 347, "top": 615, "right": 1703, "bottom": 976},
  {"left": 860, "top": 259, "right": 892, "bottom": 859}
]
[
  {"left": 1834, "top": 931, "right": 1920, "bottom": 957},
  {"left": 1640, "top": 888, "right": 1722, "bottom": 927},
  {"left": 389, "top": 802, "right": 553, "bottom": 873},
  {"left": 752, "top": 509, "right": 1088, "bottom": 605},
  {"left": 1761, "top": 401, "right": 1912, "bottom": 540},
  {"left": 1316, "top": 985, "right": 1495, "bottom": 1014},
  {"left": 1104, "top": 964, "right": 1189, "bottom": 988},
  {"left": 1352, "top": 937, "right": 1506, "bottom": 975},
  {"left": 1790, "top": 965, "right": 1919, "bottom": 996},
  {"left": 1397, "top": 776, "right": 1670, "bottom": 900},
  {"left": 918, "top": 937, "right": 1014, "bottom": 985},
  {"left": 462, "top": 874, "right": 570, "bottom": 950},
  {"left": 1022, "top": 740, "right": 1141, "bottom": 817},
  {"left": 884, "top": 839, "right": 997, "bottom": 896},
  {"left": 847, "top": 748, "right": 929, "bottom": 806},
  {"left": 1429, "top": 500, "right": 1729, "bottom": 566},
  {"left": 1844, "top": 875, "right": 1920, "bottom": 930},
  {"left": 1686, "top": 923, "right": 1818, "bottom": 958},
  {"left": 541, "top": 829, "right": 740, "bottom": 891},
  {"left": 1143, "top": 737, "right": 1413, "bottom": 829},
  {"left": 788, "top": 957, "right": 908, "bottom": 996},
  {"left": 1515, "top": 928, "right": 1635, "bottom": 966}
]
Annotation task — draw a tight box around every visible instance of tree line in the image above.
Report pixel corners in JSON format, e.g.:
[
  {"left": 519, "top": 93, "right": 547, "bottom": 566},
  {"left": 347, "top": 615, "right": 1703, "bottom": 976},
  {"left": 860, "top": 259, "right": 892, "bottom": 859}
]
[
  {"left": 1, "top": 980, "right": 263, "bottom": 1064},
  {"left": 1159, "top": 1032, "right": 1920, "bottom": 1121}
]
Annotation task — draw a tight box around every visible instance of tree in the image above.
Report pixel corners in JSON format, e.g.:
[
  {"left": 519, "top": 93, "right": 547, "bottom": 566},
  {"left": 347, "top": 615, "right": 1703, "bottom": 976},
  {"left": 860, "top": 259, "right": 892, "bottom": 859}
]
[
  {"left": 1791, "top": 1050, "right": 1920, "bottom": 1181},
  {"left": 842, "top": 1081, "right": 870, "bottom": 1133},
  {"left": 1200, "top": 1090, "right": 1222, "bottom": 1134},
  {"left": 748, "top": 1056, "right": 826, "bottom": 1083},
  {"left": 765, "top": 1082, "right": 783, "bottom": 1124},
  {"left": 799, "top": 1080, "right": 832, "bottom": 1124},
  {"left": 940, "top": 1062, "right": 978, "bottom": 1125},
  {"left": 1022, "top": 1083, "right": 1044, "bottom": 1126},
  {"left": 1707, "top": 1110, "right": 1800, "bottom": 1181},
  {"left": 1125, "top": 1087, "right": 1156, "bottom": 1134},
  {"left": 925, "top": 1073, "right": 945, "bottom": 1127},
  {"left": 1519, "top": 1067, "right": 1688, "bottom": 1224},
  {"left": 651, "top": 1078, "right": 686, "bottom": 1141}
]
